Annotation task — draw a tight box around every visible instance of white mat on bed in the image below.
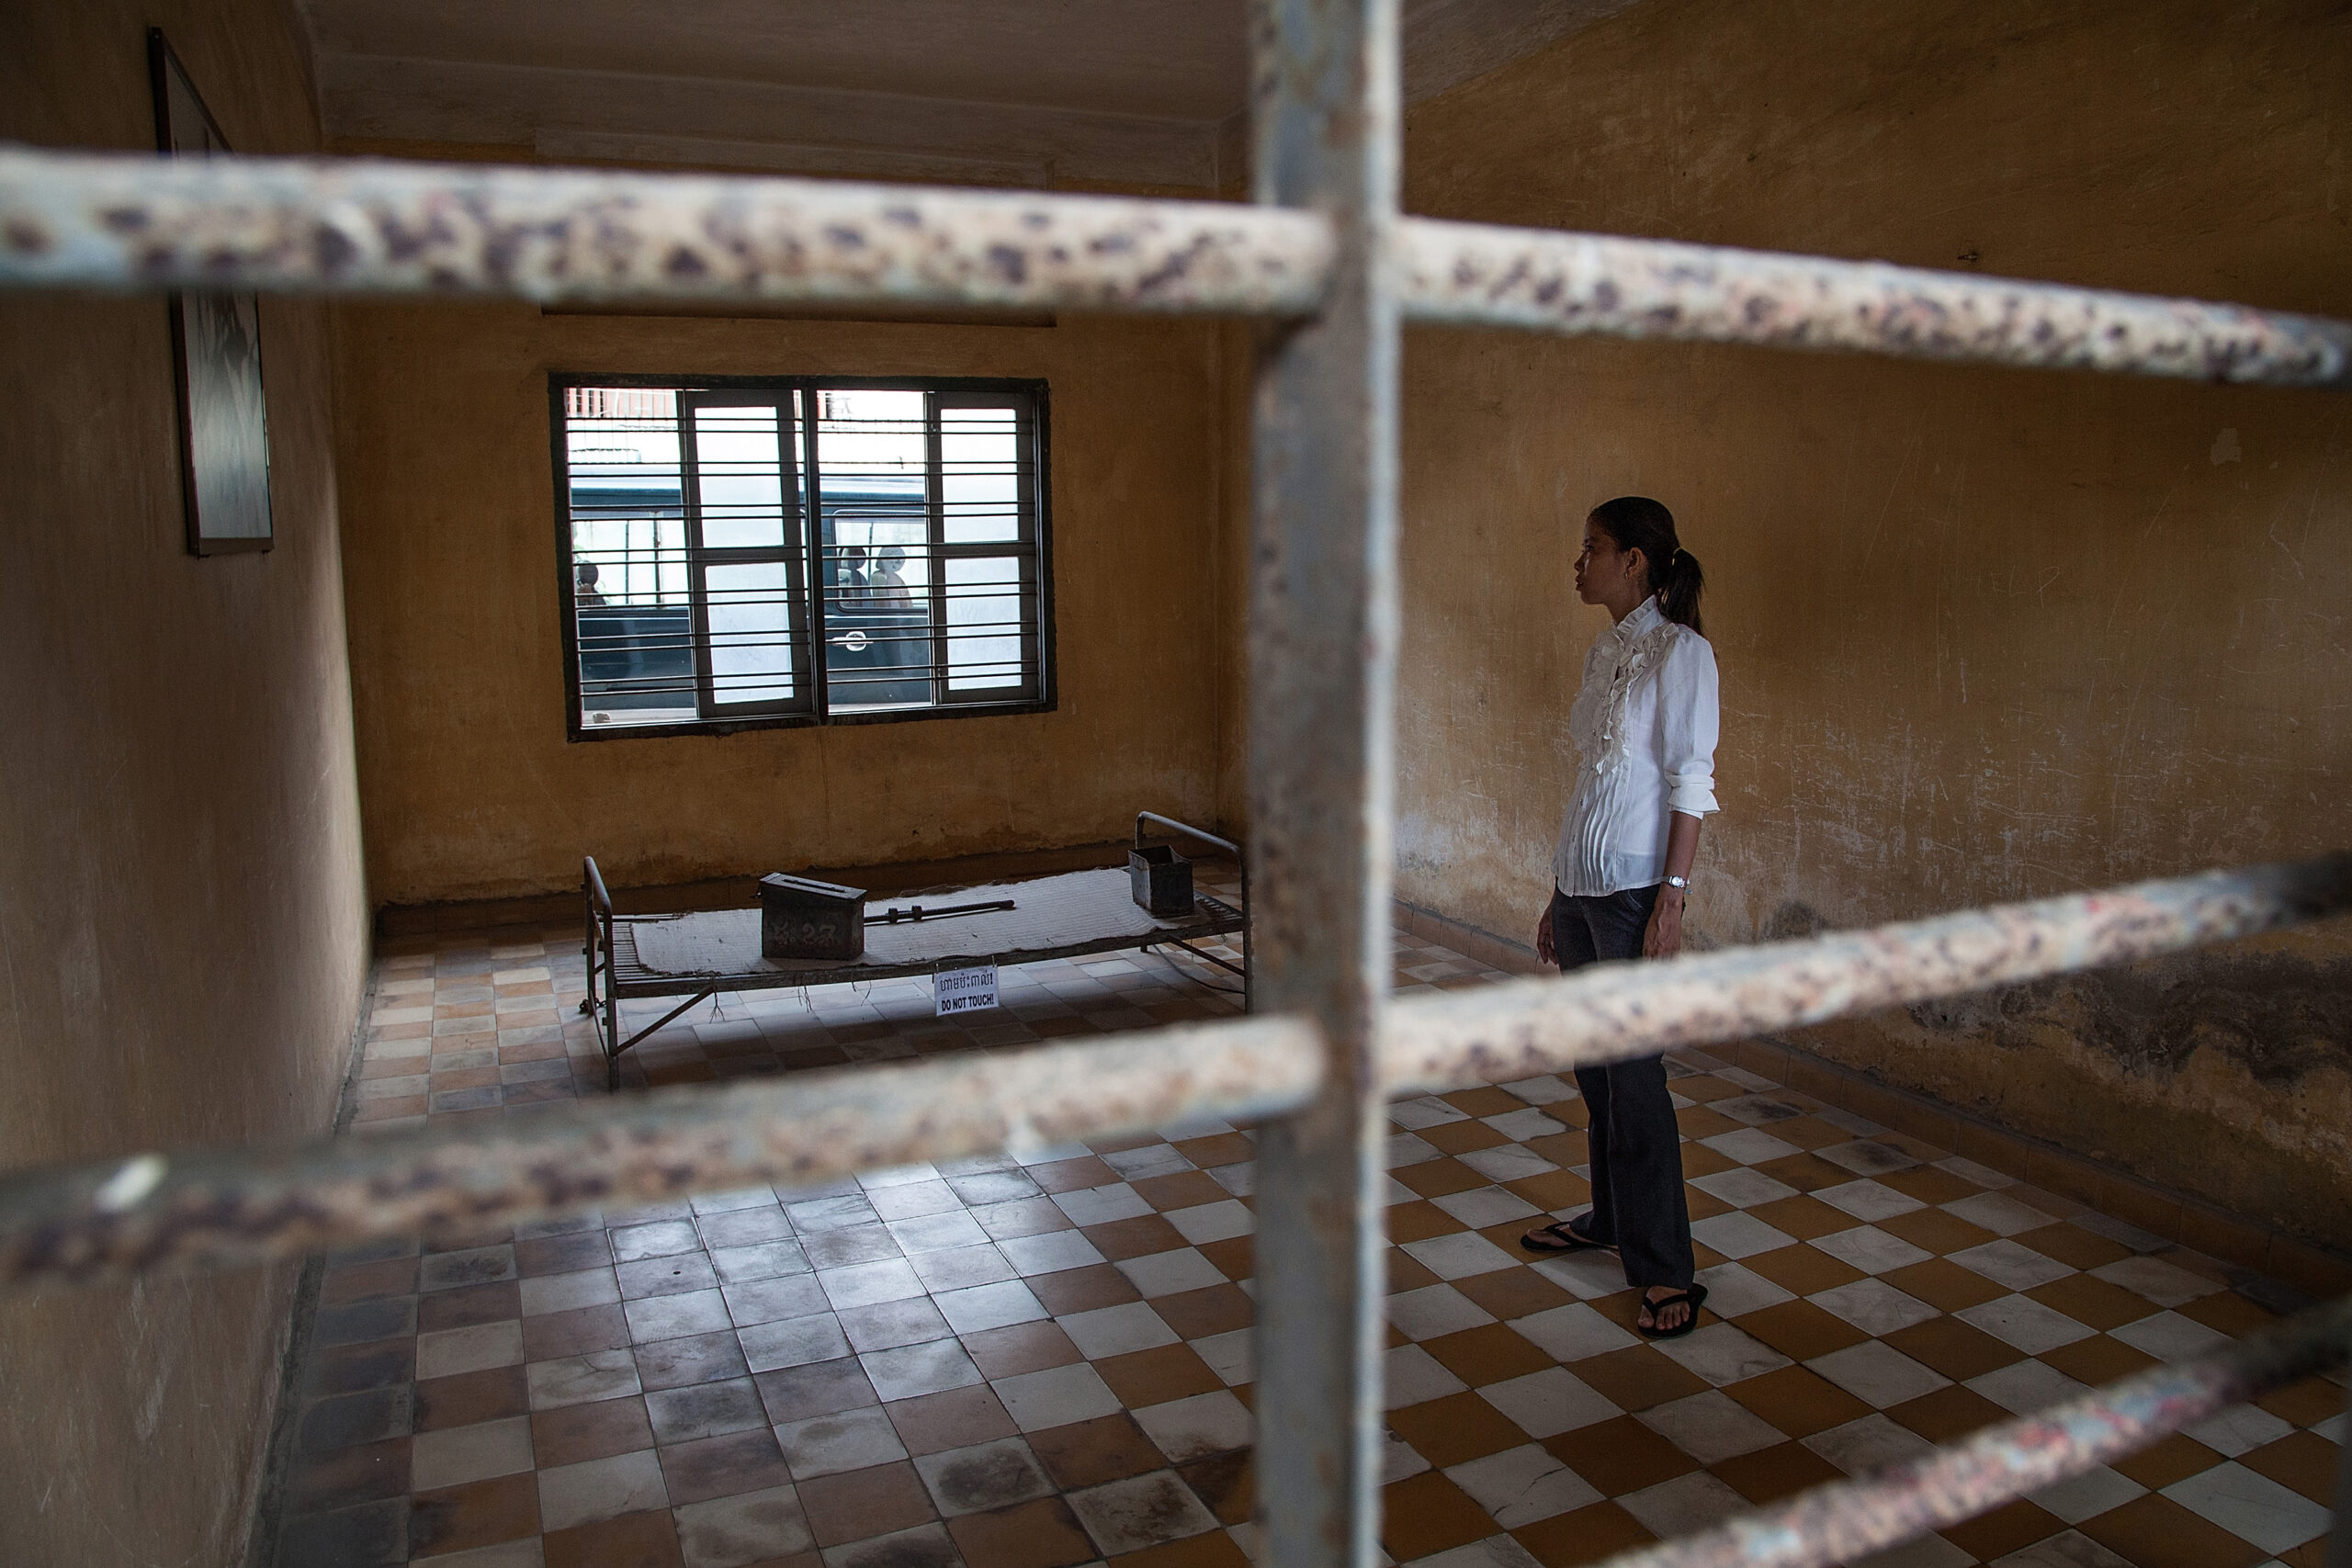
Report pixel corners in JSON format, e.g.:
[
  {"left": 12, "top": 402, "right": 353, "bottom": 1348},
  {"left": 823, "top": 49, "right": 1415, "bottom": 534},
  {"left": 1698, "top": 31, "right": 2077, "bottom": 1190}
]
[{"left": 628, "top": 867, "right": 1212, "bottom": 976}]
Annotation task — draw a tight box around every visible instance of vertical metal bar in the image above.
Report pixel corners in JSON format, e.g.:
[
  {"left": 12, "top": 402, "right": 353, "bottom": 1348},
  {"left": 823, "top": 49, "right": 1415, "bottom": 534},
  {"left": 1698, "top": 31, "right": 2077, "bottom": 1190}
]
[
  {"left": 763, "top": 389, "right": 811, "bottom": 719},
  {"left": 1018, "top": 392, "right": 1045, "bottom": 703},
  {"left": 803, "top": 381, "right": 834, "bottom": 718},
  {"left": 677, "top": 393, "right": 715, "bottom": 720},
  {"left": 550, "top": 379, "right": 589, "bottom": 739},
  {"left": 1247, "top": 4, "right": 1399, "bottom": 1568},
  {"left": 924, "top": 390, "right": 949, "bottom": 706}
]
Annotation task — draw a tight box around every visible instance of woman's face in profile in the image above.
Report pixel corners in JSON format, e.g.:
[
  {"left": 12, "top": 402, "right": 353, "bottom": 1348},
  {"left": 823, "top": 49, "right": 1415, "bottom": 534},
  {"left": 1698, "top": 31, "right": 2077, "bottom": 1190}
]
[{"left": 1574, "top": 518, "right": 1641, "bottom": 607}]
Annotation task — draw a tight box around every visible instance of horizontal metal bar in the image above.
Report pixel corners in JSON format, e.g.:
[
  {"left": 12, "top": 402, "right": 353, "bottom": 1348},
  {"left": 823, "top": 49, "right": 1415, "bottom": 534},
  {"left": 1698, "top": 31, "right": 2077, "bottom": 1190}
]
[
  {"left": 1380, "top": 852, "right": 2352, "bottom": 1098},
  {"left": 0, "top": 1016, "right": 1319, "bottom": 1290},
  {"left": 6, "top": 150, "right": 2350, "bottom": 389},
  {"left": 0, "top": 148, "right": 1331, "bottom": 315},
  {"left": 1600, "top": 1290, "right": 2352, "bottom": 1568},
  {"left": 0, "top": 853, "right": 2341, "bottom": 1290},
  {"left": 1398, "top": 218, "right": 2352, "bottom": 389}
]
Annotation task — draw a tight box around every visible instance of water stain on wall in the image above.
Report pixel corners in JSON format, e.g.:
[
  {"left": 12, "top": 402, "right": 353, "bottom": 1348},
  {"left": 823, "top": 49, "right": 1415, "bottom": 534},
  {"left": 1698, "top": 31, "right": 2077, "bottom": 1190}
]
[{"left": 1910, "top": 950, "right": 2352, "bottom": 1089}]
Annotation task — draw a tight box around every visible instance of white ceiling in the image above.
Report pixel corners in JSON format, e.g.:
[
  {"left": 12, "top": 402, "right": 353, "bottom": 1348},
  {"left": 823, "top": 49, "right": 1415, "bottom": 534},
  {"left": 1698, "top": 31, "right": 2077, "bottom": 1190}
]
[{"left": 298, "top": 0, "right": 1638, "bottom": 188}]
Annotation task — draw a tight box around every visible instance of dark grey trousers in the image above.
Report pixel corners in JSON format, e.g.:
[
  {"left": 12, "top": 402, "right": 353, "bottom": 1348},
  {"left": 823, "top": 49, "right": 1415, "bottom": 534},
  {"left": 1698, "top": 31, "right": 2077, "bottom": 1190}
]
[{"left": 1549, "top": 885, "right": 1697, "bottom": 1290}]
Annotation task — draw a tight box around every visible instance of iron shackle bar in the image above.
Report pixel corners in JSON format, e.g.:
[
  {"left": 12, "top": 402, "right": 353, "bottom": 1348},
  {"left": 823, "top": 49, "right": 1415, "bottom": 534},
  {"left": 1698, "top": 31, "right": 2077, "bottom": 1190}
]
[
  {"left": 0, "top": 852, "right": 2341, "bottom": 1292},
  {"left": 1, "top": 148, "right": 2348, "bottom": 389}
]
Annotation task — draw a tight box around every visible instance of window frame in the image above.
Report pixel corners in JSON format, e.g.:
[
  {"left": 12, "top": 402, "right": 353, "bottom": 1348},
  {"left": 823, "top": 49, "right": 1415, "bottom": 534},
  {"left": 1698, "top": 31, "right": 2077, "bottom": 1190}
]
[
  {"left": 679, "top": 389, "right": 815, "bottom": 722},
  {"left": 550, "top": 372, "right": 1057, "bottom": 742}
]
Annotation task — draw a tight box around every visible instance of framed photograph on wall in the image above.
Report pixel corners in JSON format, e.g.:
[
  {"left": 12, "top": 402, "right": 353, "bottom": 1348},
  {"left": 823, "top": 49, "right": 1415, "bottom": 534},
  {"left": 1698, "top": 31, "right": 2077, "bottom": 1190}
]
[{"left": 149, "top": 28, "right": 273, "bottom": 555}]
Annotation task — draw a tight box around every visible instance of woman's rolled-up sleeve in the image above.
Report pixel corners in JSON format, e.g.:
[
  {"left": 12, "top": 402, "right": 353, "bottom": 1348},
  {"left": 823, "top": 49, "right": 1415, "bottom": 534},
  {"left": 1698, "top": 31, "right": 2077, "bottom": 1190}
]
[{"left": 1659, "top": 633, "right": 1721, "bottom": 818}]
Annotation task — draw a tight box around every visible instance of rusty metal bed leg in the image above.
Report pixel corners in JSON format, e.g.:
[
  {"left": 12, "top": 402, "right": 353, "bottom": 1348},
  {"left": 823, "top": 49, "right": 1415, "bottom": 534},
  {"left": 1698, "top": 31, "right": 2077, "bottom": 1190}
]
[
  {"left": 605, "top": 1006, "right": 629, "bottom": 1095},
  {"left": 1130, "top": 810, "right": 1253, "bottom": 1011},
  {"left": 607, "top": 988, "right": 721, "bottom": 1092},
  {"left": 1239, "top": 853, "right": 1252, "bottom": 1013},
  {"left": 582, "top": 858, "right": 624, "bottom": 1091},
  {"left": 1247, "top": 5, "right": 1400, "bottom": 1568},
  {"left": 602, "top": 941, "right": 618, "bottom": 1089},
  {"left": 581, "top": 872, "right": 598, "bottom": 1020}
]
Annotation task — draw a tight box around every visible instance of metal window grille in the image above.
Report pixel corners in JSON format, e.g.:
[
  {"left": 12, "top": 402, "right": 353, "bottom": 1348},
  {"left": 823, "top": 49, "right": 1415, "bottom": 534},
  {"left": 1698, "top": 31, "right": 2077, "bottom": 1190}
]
[
  {"left": 555, "top": 375, "right": 1052, "bottom": 738},
  {"left": 2, "top": 6, "right": 2351, "bottom": 1566}
]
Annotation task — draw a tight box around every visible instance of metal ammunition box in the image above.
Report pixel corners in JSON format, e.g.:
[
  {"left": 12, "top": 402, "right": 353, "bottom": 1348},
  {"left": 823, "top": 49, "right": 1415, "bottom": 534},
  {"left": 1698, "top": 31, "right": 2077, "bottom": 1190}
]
[{"left": 760, "top": 874, "right": 867, "bottom": 961}]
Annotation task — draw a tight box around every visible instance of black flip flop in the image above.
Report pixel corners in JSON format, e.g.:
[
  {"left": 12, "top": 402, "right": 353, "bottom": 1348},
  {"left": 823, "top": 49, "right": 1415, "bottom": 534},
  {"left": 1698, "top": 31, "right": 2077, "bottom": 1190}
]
[
  {"left": 1635, "top": 1282, "right": 1709, "bottom": 1339},
  {"left": 1519, "top": 1214, "right": 1615, "bottom": 1256}
]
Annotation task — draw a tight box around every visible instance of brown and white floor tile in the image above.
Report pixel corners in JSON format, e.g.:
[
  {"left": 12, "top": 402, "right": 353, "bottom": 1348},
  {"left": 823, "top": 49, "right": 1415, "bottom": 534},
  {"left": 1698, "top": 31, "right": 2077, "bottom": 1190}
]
[{"left": 276, "top": 913, "right": 2340, "bottom": 1568}]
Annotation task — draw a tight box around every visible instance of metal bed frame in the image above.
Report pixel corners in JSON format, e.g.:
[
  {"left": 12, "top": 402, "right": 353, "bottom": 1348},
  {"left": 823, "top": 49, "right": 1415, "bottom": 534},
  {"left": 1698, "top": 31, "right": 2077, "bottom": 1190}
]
[
  {"left": 3, "top": 9, "right": 2351, "bottom": 1566},
  {"left": 579, "top": 811, "right": 1251, "bottom": 1089}
]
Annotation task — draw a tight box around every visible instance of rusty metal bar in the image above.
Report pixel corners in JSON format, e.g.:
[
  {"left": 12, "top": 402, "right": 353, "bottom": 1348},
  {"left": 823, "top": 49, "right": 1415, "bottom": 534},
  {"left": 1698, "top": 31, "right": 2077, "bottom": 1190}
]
[
  {"left": 0, "top": 854, "right": 2341, "bottom": 1291},
  {"left": 0, "top": 1017, "right": 1320, "bottom": 1290},
  {"left": 1597, "top": 1290, "right": 2352, "bottom": 1568},
  {"left": 1398, "top": 218, "right": 2352, "bottom": 389},
  {"left": 1246, "top": 4, "right": 1401, "bottom": 1568},
  {"left": 1380, "top": 852, "right": 2352, "bottom": 1098},
  {"left": 6, "top": 148, "right": 2352, "bottom": 391},
  {"left": 0, "top": 146, "right": 1331, "bottom": 315}
]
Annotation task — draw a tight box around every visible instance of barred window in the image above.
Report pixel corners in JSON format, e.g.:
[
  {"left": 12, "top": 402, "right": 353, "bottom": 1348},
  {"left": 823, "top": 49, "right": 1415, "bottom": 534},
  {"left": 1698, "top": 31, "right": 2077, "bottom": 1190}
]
[{"left": 554, "top": 377, "right": 1052, "bottom": 738}]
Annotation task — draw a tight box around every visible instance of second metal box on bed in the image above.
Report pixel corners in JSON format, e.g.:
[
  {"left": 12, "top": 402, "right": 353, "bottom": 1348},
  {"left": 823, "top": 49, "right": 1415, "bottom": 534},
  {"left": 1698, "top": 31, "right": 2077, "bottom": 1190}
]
[{"left": 1129, "top": 841, "right": 1194, "bottom": 916}]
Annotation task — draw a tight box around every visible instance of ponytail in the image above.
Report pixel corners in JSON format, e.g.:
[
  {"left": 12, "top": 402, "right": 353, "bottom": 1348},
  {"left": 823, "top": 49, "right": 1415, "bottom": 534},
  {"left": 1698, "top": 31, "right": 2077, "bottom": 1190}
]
[
  {"left": 1657, "top": 546, "right": 1704, "bottom": 637},
  {"left": 1588, "top": 494, "right": 1705, "bottom": 637}
]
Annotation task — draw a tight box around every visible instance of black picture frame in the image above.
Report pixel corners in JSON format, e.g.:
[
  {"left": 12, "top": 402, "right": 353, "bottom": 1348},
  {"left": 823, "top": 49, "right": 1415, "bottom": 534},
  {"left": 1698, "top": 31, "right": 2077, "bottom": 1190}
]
[{"left": 150, "top": 28, "right": 273, "bottom": 556}]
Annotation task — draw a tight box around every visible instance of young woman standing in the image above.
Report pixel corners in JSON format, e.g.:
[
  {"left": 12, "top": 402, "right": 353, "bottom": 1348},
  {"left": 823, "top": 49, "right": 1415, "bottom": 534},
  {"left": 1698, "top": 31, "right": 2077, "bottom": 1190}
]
[{"left": 1519, "top": 495, "right": 1719, "bottom": 1338}]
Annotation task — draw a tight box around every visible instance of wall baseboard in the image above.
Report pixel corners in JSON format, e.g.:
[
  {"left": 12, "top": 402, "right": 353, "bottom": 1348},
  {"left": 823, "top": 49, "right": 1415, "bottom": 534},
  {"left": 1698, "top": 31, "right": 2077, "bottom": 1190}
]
[{"left": 1396, "top": 897, "right": 1548, "bottom": 976}]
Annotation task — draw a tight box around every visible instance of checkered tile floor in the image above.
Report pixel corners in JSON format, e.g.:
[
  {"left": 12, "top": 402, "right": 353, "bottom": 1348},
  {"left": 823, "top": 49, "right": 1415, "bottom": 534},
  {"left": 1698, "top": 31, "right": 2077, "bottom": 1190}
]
[{"left": 276, "top": 895, "right": 2344, "bottom": 1568}]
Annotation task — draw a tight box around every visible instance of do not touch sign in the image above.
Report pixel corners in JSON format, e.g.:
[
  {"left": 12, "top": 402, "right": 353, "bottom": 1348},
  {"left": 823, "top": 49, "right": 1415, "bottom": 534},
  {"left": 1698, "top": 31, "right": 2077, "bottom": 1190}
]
[{"left": 934, "top": 963, "right": 1000, "bottom": 1016}]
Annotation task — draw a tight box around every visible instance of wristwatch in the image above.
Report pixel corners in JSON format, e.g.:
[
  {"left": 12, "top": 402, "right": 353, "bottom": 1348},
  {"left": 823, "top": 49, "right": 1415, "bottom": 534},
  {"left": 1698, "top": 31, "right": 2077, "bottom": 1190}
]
[{"left": 1663, "top": 874, "right": 1690, "bottom": 890}]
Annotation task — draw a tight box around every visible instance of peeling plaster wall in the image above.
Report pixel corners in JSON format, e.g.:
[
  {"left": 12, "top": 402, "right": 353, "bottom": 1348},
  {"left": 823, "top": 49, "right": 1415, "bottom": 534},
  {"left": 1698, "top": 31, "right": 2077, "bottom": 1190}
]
[
  {"left": 1396, "top": 0, "right": 2352, "bottom": 1240},
  {"left": 0, "top": 5, "right": 370, "bottom": 1562},
  {"left": 333, "top": 176, "right": 1230, "bottom": 906}
]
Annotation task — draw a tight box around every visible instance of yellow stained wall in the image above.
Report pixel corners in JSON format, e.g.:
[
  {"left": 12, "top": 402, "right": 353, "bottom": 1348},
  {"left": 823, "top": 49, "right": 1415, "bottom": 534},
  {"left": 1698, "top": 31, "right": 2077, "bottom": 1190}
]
[
  {"left": 335, "top": 250, "right": 1233, "bottom": 906},
  {"left": 0, "top": 6, "right": 369, "bottom": 1563},
  {"left": 1396, "top": 0, "right": 2352, "bottom": 1238}
]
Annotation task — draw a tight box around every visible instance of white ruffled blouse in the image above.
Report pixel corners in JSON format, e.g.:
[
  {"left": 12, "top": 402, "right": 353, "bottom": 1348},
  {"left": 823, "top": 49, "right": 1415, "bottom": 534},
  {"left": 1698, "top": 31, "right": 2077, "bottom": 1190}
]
[{"left": 1553, "top": 597, "right": 1722, "bottom": 897}]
